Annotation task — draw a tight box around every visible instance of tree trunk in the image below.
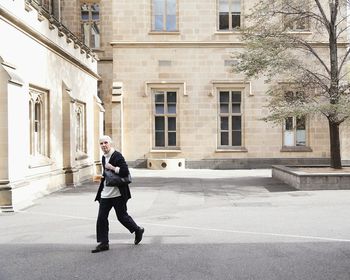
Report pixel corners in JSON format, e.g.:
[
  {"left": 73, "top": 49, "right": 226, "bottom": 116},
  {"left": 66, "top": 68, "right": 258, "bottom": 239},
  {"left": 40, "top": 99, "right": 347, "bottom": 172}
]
[{"left": 328, "top": 119, "right": 342, "bottom": 169}]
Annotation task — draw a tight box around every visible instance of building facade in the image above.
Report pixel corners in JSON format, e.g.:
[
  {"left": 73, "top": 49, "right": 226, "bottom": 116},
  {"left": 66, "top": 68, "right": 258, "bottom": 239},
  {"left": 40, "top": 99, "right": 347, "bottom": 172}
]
[
  {"left": 0, "top": 0, "right": 104, "bottom": 211},
  {"left": 59, "top": 0, "right": 350, "bottom": 169},
  {"left": 1, "top": 0, "right": 350, "bottom": 212}
]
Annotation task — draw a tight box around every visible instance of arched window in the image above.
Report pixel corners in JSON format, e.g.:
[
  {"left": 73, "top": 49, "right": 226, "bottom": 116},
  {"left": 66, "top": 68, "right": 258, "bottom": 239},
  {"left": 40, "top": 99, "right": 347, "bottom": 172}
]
[
  {"left": 75, "top": 102, "right": 86, "bottom": 154},
  {"left": 80, "top": 2, "right": 100, "bottom": 48},
  {"left": 29, "top": 88, "right": 49, "bottom": 157}
]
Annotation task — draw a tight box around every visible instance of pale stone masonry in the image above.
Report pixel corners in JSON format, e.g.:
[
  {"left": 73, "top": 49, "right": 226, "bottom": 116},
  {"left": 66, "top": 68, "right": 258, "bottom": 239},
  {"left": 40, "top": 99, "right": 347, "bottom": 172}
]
[
  {"left": 1, "top": 0, "right": 349, "bottom": 210},
  {"left": 0, "top": 0, "right": 103, "bottom": 210},
  {"left": 63, "top": 0, "right": 350, "bottom": 168},
  {"left": 71, "top": 0, "right": 348, "bottom": 168}
]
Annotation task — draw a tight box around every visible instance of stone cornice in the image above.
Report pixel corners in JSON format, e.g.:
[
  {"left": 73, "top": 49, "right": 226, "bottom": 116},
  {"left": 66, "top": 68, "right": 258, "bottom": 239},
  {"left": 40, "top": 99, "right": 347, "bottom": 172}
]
[
  {"left": 0, "top": 5, "right": 100, "bottom": 80},
  {"left": 110, "top": 41, "right": 348, "bottom": 48},
  {"left": 110, "top": 41, "right": 246, "bottom": 48}
]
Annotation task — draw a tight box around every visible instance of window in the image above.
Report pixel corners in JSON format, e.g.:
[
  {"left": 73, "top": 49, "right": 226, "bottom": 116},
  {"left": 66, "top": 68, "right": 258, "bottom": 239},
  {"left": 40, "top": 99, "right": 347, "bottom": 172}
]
[
  {"left": 218, "top": 0, "right": 241, "bottom": 31},
  {"left": 29, "top": 88, "right": 49, "bottom": 157},
  {"left": 283, "top": 91, "right": 307, "bottom": 147},
  {"left": 51, "top": 0, "right": 61, "bottom": 20},
  {"left": 218, "top": 90, "right": 242, "bottom": 147},
  {"left": 283, "top": 2, "right": 309, "bottom": 31},
  {"left": 80, "top": 2, "right": 100, "bottom": 48},
  {"left": 153, "top": 90, "right": 177, "bottom": 148},
  {"left": 152, "top": 0, "right": 177, "bottom": 32},
  {"left": 32, "top": 0, "right": 60, "bottom": 19},
  {"left": 283, "top": 116, "right": 306, "bottom": 146},
  {"left": 75, "top": 101, "right": 87, "bottom": 154},
  {"left": 284, "top": 16, "right": 309, "bottom": 31}
]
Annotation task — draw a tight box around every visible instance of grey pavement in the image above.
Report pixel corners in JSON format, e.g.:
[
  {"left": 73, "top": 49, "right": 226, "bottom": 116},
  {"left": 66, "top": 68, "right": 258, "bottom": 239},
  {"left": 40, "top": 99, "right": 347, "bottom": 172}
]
[{"left": 1, "top": 168, "right": 350, "bottom": 280}]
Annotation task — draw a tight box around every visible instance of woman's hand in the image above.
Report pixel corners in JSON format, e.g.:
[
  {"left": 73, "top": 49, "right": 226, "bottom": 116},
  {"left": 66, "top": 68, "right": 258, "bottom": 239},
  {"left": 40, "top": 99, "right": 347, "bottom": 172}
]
[{"left": 105, "top": 163, "right": 120, "bottom": 173}]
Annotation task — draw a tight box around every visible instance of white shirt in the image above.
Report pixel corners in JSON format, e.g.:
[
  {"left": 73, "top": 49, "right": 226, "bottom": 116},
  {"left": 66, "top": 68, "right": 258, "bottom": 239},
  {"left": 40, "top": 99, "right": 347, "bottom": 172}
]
[{"left": 101, "top": 148, "right": 121, "bottom": 199}]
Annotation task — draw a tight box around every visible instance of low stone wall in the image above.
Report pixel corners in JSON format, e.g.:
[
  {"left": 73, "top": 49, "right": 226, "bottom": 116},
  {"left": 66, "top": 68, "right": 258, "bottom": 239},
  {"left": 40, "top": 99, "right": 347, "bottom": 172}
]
[
  {"left": 129, "top": 158, "right": 330, "bottom": 169},
  {"left": 147, "top": 158, "right": 185, "bottom": 170},
  {"left": 272, "top": 165, "right": 350, "bottom": 190}
]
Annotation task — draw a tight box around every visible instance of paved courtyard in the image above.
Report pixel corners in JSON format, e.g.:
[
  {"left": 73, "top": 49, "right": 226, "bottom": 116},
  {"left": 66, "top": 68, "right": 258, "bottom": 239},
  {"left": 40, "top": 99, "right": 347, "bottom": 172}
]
[{"left": 1, "top": 168, "right": 350, "bottom": 280}]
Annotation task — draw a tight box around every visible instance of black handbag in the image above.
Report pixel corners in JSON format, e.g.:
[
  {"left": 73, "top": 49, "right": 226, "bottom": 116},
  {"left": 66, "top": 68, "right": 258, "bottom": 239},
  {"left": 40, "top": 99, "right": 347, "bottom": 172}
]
[{"left": 104, "top": 169, "right": 132, "bottom": 187}]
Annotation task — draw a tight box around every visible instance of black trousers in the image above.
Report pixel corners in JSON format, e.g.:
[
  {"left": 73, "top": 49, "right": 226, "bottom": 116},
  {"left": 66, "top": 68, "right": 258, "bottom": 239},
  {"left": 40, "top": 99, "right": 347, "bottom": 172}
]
[{"left": 96, "top": 196, "right": 139, "bottom": 244}]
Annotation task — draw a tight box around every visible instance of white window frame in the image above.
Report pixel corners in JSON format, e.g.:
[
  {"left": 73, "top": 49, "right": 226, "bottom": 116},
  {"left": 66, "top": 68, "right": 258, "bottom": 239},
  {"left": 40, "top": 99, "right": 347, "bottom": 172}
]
[
  {"left": 218, "top": 89, "right": 243, "bottom": 148},
  {"left": 280, "top": 90, "right": 311, "bottom": 151},
  {"left": 283, "top": 116, "right": 307, "bottom": 147},
  {"left": 217, "top": 0, "right": 241, "bottom": 31},
  {"left": 151, "top": 0, "right": 178, "bottom": 32},
  {"left": 152, "top": 88, "right": 179, "bottom": 149}
]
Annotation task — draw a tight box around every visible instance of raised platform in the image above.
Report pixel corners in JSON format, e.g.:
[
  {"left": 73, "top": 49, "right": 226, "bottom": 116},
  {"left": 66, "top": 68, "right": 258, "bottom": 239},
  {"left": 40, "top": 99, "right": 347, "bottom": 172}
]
[
  {"left": 147, "top": 158, "right": 185, "bottom": 170},
  {"left": 272, "top": 165, "right": 350, "bottom": 190}
]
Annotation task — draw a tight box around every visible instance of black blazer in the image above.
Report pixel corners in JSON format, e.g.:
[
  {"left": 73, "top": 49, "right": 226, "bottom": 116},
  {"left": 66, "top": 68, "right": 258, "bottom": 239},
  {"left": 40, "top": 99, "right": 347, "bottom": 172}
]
[{"left": 94, "top": 150, "right": 132, "bottom": 202}]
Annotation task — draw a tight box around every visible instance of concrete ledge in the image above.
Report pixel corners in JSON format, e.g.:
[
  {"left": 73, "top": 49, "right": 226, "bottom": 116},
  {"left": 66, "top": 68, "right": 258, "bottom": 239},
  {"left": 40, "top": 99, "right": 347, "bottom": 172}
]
[
  {"left": 147, "top": 158, "right": 185, "bottom": 170},
  {"left": 129, "top": 158, "right": 331, "bottom": 169},
  {"left": 186, "top": 158, "right": 330, "bottom": 169},
  {"left": 272, "top": 165, "right": 350, "bottom": 190}
]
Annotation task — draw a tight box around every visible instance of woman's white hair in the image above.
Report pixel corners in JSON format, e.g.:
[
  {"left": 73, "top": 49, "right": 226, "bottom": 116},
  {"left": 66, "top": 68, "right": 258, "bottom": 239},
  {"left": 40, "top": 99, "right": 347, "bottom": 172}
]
[{"left": 99, "top": 135, "right": 112, "bottom": 143}]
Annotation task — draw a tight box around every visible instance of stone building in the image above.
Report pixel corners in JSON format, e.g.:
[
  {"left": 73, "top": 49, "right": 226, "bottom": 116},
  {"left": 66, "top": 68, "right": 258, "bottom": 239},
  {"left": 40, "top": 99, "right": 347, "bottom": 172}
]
[
  {"left": 59, "top": 0, "right": 350, "bottom": 169},
  {"left": 0, "top": 0, "right": 103, "bottom": 211},
  {"left": 1, "top": 0, "right": 350, "bottom": 210}
]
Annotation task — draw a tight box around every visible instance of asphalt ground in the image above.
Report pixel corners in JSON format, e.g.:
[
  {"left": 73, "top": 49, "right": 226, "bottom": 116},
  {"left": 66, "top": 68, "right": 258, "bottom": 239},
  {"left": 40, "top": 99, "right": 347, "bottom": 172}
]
[{"left": 0, "top": 168, "right": 350, "bottom": 280}]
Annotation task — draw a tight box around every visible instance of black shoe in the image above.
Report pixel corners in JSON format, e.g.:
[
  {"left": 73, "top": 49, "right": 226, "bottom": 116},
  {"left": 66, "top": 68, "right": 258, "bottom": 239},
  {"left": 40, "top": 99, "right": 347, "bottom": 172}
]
[
  {"left": 91, "top": 243, "right": 109, "bottom": 253},
  {"left": 134, "top": 227, "right": 144, "bottom": 245}
]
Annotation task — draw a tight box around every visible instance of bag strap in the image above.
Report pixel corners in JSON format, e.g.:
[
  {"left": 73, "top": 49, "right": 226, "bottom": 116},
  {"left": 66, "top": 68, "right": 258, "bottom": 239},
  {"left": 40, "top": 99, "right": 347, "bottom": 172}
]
[{"left": 102, "top": 156, "right": 105, "bottom": 169}]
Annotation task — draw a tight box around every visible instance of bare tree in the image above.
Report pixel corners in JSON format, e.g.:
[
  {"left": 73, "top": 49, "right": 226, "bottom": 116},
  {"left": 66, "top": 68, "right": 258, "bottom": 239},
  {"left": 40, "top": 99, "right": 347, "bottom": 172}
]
[{"left": 235, "top": 0, "right": 350, "bottom": 168}]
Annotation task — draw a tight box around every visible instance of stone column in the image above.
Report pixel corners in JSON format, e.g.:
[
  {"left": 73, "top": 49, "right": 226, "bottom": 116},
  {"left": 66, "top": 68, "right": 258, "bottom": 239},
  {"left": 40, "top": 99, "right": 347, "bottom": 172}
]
[
  {"left": 111, "top": 82, "right": 124, "bottom": 152},
  {"left": 93, "top": 95, "right": 105, "bottom": 177},
  {"left": 0, "top": 61, "right": 25, "bottom": 212},
  {"left": 62, "top": 84, "right": 78, "bottom": 185}
]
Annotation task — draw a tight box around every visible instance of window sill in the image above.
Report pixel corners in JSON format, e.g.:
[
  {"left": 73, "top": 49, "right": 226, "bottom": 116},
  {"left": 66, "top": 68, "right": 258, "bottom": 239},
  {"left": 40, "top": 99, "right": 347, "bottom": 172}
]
[
  {"left": 216, "top": 147, "right": 248, "bottom": 153},
  {"left": 280, "top": 146, "right": 313, "bottom": 152},
  {"left": 283, "top": 31, "right": 312, "bottom": 35},
  {"left": 148, "top": 31, "right": 180, "bottom": 35},
  {"left": 214, "top": 31, "right": 242, "bottom": 35},
  {"left": 150, "top": 148, "right": 181, "bottom": 153},
  {"left": 29, "top": 155, "right": 53, "bottom": 168}
]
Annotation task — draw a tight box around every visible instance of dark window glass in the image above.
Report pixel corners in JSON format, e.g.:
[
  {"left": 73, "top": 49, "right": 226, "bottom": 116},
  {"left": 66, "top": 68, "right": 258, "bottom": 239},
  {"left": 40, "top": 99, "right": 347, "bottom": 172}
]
[
  {"left": 219, "top": 13, "right": 229, "bottom": 29},
  {"left": 221, "top": 132, "right": 229, "bottom": 145},
  {"left": 220, "top": 104, "right": 229, "bottom": 113},
  {"left": 220, "top": 91, "right": 230, "bottom": 102},
  {"left": 221, "top": 117, "right": 229, "bottom": 130},
  {"left": 285, "top": 117, "right": 293, "bottom": 130},
  {"left": 168, "top": 132, "right": 176, "bottom": 146},
  {"left": 168, "top": 117, "right": 176, "bottom": 131},
  {"left": 155, "top": 132, "right": 165, "bottom": 146},
  {"left": 155, "top": 93, "right": 165, "bottom": 103},
  {"left": 92, "top": 4, "right": 99, "bottom": 20},
  {"left": 296, "top": 117, "right": 306, "bottom": 130},
  {"left": 232, "top": 91, "right": 241, "bottom": 102},
  {"left": 167, "top": 92, "right": 176, "bottom": 102},
  {"left": 155, "top": 116, "right": 165, "bottom": 130},
  {"left": 232, "top": 131, "right": 242, "bottom": 146},
  {"left": 232, "top": 116, "right": 241, "bottom": 130},
  {"left": 232, "top": 14, "right": 240, "bottom": 28},
  {"left": 232, "top": 104, "right": 240, "bottom": 113},
  {"left": 154, "top": 90, "right": 177, "bottom": 148},
  {"left": 156, "top": 104, "right": 165, "bottom": 114}
]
